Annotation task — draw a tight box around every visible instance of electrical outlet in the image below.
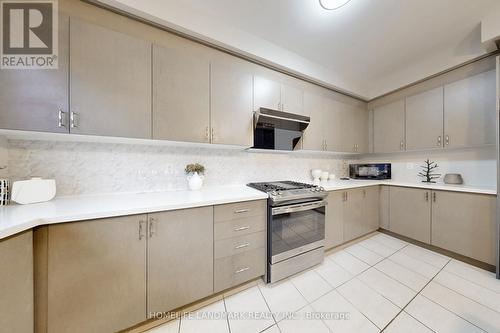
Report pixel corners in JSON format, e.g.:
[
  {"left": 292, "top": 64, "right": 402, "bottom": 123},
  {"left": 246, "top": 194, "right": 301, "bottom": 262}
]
[{"left": 406, "top": 162, "right": 414, "bottom": 170}]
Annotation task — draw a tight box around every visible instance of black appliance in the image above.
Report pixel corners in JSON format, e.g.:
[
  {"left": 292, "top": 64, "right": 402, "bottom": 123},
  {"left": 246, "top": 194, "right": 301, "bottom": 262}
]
[{"left": 349, "top": 163, "right": 391, "bottom": 180}]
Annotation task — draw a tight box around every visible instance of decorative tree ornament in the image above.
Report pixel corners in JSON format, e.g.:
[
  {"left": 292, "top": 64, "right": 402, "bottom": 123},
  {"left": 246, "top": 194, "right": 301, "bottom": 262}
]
[{"left": 418, "top": 159, "right": 441, "bottom": 183}]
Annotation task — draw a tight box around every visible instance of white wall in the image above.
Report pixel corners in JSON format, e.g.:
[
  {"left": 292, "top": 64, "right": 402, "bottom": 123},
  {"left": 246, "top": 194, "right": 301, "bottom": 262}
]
[
  {"left": 359, "top": 147, "right": 497, "bottom": 187},
  {"left": 5, "top": 138, "right": 344, "bottom": 196}
]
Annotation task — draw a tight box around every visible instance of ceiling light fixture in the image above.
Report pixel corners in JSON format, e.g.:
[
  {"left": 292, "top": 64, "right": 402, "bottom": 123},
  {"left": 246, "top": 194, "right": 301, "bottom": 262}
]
[{"left": 319, "top": 0, "right": 351, "bottom": 10}]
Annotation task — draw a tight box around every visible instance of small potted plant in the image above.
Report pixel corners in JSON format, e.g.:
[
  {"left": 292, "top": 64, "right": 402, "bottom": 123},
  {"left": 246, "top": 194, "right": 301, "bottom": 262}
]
[{"left": 185, "top": 163, "right": 205, "bottom": 190}]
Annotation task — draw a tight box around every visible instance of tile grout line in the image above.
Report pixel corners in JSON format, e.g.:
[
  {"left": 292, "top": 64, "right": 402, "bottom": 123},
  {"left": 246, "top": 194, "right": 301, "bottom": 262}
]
[
  {"left": 379, "top": 258, "right": 452, "bottom": 332},
  {"left": 256, "top": 281, "right": 280, "bottom": 327},
  {"left": 221, "top": 296, "right": 232, "bottom": 333},
  {"left": 441, "top": 264, "right": 500, "bottom": 296}
]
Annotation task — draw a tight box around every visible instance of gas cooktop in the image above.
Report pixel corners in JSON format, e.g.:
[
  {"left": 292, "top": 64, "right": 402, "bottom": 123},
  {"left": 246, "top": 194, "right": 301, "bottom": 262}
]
[{"left": 247, "top": 181, "right": 326, "bottom": 203}]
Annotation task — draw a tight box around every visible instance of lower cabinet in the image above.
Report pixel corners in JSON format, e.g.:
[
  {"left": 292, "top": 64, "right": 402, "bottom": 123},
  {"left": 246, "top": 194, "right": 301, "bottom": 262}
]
[
  {"left": 148, "top": 207, "right": 214, "bottom": 313},
  {"left": 45, "top": 215, "right": 147, "bottom": 333},
  {"left": 389, "top": 187, "right": 431, "bottom": 243},
  {"left": 213, "top": 200, "right": 267, "bottom": 293},
  {"left": 0, "top": 231, "right": 33, "bottom": 333},
  {"left": 325, "top": 186, "right": 380, "bottom": 248},
  {"left": 431, "top": 191, "right": 496, "bottom": 265}
]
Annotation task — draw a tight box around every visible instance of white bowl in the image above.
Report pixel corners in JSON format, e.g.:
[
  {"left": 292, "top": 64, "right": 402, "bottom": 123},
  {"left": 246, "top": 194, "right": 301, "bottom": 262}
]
[{"left": 311, "top": 169, "right": 322, "bottom": 179}]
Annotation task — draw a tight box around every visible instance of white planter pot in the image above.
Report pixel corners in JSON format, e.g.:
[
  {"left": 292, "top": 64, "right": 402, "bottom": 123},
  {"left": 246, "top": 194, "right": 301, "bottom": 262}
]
[{"left": 187, "top": 172, "right": 204, "bottom": 190}]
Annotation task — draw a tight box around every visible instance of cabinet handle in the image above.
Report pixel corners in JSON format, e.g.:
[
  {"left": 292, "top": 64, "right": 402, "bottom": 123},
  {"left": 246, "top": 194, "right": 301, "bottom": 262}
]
[
  {"left": 234, "top": 226, "right": 250, "bottom": 232},
  {"left": 445, "top": 135, "right": 449, "bottom": 145},
  {"left": 70, "top": 111, "right": 78, "bottom": 128},
  {"left": 324, "top": 140, "right": 328, "bottom": 151},
  {"left": 433, "top": 192, "right": 436, "bottom": 202},
  {"left": 58, "top": 109, "right": 66, "bottom": 128},
  {"left": 149, "top": 217, "right": 156, "bottom": 238},
  {"left": 235, "top": 242, "right": 250, "bottom": 249},
  {"left": 425, "top": 192, "right": 429, "bottom": 201},
  {"left": 205, "top": 126, "right": 210, "bottom": 142},
  {"left": 139, "top": 220, "right": 146, "bottom": 240},
  {"left": 363, "top": 189, "right": 366, "bottom": 198},
  {"left": 234, "top": 267, "right": 250, "bottom": 274},
  {"left": 400, "top": 141, "right": 404, "bottom": 150},
  {"left": 278, "top": 102, "right": 281, "bottom": 110},
  {"left": 437, "top": 136, "right": 442, "bottom": 146},
  {"left": 234, "top": 209, "right": 250, "bottom": 214},
  {"left": 211, "top": 128, "right": 215, "bottom": 142}
]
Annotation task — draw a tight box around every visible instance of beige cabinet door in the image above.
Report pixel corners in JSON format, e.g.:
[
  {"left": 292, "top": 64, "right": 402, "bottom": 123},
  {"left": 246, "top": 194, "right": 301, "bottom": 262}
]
[
  {"left": 379, "top": 186, "right": 390, "bottom": 230},
  {"left": 325, "top": 191, "right": 344, "bottom": 249},
  {"left": 343, "top": 106, "right": 369, "bottom": 153},
  {"left": 0, "top": 231, "right": 33, "bottom": 333},
  {"left": 406, "top": 87, "right": 444, "bottom": 150},
  {"left": 0, "top": 15, "right": 69, "bottom": 133},
  {"left": 363, "top": 186, "right": 380, "bottom": 233},
  {"left": 153, "top": 44, "right": 210, "bottom": 143},
  {"left": 253, "top": 75, "right": 281, "bottom": 111},
  {"left": 373, "top": 100, "right": 405, "bottom": 153},
  {"left": 431, "top": 191, "right": 496, "bottom": 264},
  {"left": 47, "top": 215, "right": 147, "bottom": 333},
  {"left": 281, "top": 83, "right": 303, "bottom": 114},
  {"left": 323, "top": 97, "right": 344, "bottom": 152},
  {"left": 343, "top": 189, "right": 365, "bottom": 242},
  {"left": 148, "top": 207, "right": 214, "bottom": 313},
  {"left": 444, "top": 70, "right": 496, "bottom": 148},
  {"left": 70, "top": 19, "right": 151, "bottom": 138},
  {"left": 211, "top": 58, "right": 253, "bottom": 146},
  {"left": 389, "top": 187, "right": 431, "bottom": 243},
  {"left": 302, "top": 91, "right": 325, "bottom": 151}
]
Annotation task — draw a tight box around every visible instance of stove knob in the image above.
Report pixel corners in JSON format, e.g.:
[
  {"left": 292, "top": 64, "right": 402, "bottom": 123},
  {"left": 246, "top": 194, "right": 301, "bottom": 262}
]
[
  {"left": 278, "top": 191, "right": 283, "bottom": 195},
  {"left": 319, "top": 187, "right": 325, "bottom": 192},
  {"left": 270, "top": 191, "right": 277, "bottom": 196}
]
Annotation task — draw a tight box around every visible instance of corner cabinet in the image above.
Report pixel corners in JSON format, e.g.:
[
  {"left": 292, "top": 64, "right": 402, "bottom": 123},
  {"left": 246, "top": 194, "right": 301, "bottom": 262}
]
[
  {"left": 69, "top": 19, "right": 152, "bottom": 138},
  {"left": 0, "top": 231, "right": 33, "bottom": 333},
  {"left": 147, "top": 207, "right": 214, "bottom": 313},
  {"left": 373, "top": 100, "right": 405, "bottom": 153}
]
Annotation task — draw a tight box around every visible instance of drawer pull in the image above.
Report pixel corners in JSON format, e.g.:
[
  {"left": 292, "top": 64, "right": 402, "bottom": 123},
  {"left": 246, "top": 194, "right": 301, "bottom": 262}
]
[
  {"left": 234, "top": 226, "right": 250, "bottom": 232},
  {"left": 234, "top": 209, "right": 250, "bottom": 214},
  {"left": 235, "top": 267, "right": 250, "bottom": 274},
  {"left": 235, "top": 242, "right": 250, "bottom": 249}
]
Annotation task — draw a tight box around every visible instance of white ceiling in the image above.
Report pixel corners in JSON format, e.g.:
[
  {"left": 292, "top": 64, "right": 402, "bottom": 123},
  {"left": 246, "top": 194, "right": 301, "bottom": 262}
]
[{"left": 97, "top": 0, "right": 499, "bottom": 100}]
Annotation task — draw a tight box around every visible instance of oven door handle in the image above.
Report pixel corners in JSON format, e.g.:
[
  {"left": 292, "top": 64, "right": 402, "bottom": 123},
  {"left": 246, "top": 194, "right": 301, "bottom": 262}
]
[{"left": 272, "top": 200, "right": 327, "bottom": 215}]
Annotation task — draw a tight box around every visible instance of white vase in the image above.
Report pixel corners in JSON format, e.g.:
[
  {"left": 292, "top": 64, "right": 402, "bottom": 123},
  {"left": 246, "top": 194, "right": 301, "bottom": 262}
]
[{"left": 187, "top": 172, "right": 204, "bottom": 190}]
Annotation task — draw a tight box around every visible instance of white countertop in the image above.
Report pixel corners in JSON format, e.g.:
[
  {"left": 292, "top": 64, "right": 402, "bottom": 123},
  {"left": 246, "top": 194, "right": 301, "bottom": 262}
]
[
  {"left": 0, "top": 181, "right": 496, "bottom": 240},
  {"left": 0, "top": 185, "right": 268, "bottom": 240}
]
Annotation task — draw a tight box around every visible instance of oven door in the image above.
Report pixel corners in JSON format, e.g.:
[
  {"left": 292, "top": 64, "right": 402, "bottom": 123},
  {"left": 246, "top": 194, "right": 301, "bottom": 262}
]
[{"left": 270, "top": 200, "right": 326, "bottom": 264}]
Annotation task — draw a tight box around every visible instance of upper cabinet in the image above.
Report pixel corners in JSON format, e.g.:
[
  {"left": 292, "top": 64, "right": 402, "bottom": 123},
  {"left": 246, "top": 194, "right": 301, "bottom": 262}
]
[
  {"left": 405, "top": 86, "right": 444, "bottom": 150},
  {"left": 153, "top": 44, "right": 210, "bottom": 143},
  {"left": 253, "top": 75, "right": 303, "bottom": 113},
  {"left": 302, "top": 91, "right": 325, "bottom": 151},
  {"left": 70, "top": 19, "right": 151, "bottom": 138},
  {"left": 373, "top": 100, "right": 405, "bottom": 153},
  {"left": 443, "top": 70, "right": 496, "bottom": 148},
  {"left": 210, "top": 57, "right": 253, "bottom": 146},
  {"left": 0, "top": 15, "right": 69, "bottom": 133},
  {"left": 342, "top": 104, "right": 368, "bottom": 153}
]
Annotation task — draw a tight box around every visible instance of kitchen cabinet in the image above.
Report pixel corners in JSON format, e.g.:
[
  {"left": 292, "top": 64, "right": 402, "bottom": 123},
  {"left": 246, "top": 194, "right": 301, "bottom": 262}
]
[
  {"left": 431, "top": 191, "right": 496, "bottom": 264},
  {"left": 148, "top": 207, "right": 213, "bottom": 312},
  {"left": 323, "top": 97, "right": 345, "bottom": 152},
  {"left": 0, "top": 231, "right": 33, "bottom": 333},
  {"left": 253, "top": 75, "right": 282, "bottom": 111},
  {"left": 405, "top": 87, "right": 444, "bottom": 150},
  {"left": 211, "top": 57, "right": 253, "bottom": 146},
  {"left": 153, "top": 44, "right": 210, "bottom": 143},
  {"left": 343, "top": 187, "right": 379, "bottom": 242},
  {"left": 325, "top": 191, "right": 344, "bottom": 249},
  {"left": 342, "top": 105, "right": 369, "bottom": 153},
  {"left": 373, "top": 99, "right": 405, "bottom": 153},
  {"left": 379, "top": 186, "right": 390, "bottom": 230},
  {"left": 253, "top": 75, "right": 303, "bottom": 113},
  {"left": 443, "top": 70, "right": 496, "bottom": 148},
  {"left": 302, "top": 91, "right": 325, "bottom": 151},
  {"left": 389, "top": 187, "right": 431, "bottom": 243},
  {"left": 46, "top": 215, "right": 147, "bottom": 333},
  {"left": 70, "top": 19, "right": 151, "bottom": 138},
  {"left": 0, "top": 15, "right": 69, "bottom": 133}
]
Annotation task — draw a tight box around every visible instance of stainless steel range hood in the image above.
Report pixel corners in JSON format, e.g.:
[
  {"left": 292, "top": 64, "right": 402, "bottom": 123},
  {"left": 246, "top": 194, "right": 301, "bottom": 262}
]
[
  {"left": 254, "top": 108, "right": 310, "bottom": 131},
  {"left": 253, "top": 108, "right": 311, "bottom": 151}
]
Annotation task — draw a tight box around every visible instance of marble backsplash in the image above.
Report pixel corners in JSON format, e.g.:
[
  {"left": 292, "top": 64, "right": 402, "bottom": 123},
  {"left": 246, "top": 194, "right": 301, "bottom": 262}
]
[{"left": 4, "top": 139, "right": 345, "bottom": 196}]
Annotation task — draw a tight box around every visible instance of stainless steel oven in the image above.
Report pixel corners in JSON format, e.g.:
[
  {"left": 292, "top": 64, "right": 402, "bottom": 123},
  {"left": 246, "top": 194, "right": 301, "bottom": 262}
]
[{"left": 267, "top": 198, "right": 327, "bottom": 283}]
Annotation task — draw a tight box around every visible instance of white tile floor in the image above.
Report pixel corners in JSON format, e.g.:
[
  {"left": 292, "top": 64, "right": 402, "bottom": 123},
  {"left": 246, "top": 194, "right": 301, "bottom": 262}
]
[{"left": 147, "top": 232, "right": 500, "bottom": 333}]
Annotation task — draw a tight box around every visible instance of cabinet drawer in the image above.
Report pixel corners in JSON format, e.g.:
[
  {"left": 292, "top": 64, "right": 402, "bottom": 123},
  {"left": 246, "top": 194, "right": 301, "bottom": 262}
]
[
  {"left": 214, "top": 215, "right": 266, "bottom": 240},
  {"left": 214, "top": 200, "right": 267, "bottom": 222},
  {"left": 214, "top": 247, "right": 266, "bottom": 292},
  {"left": 215, "top": 231, "right": 266, "bottom": 259}
]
